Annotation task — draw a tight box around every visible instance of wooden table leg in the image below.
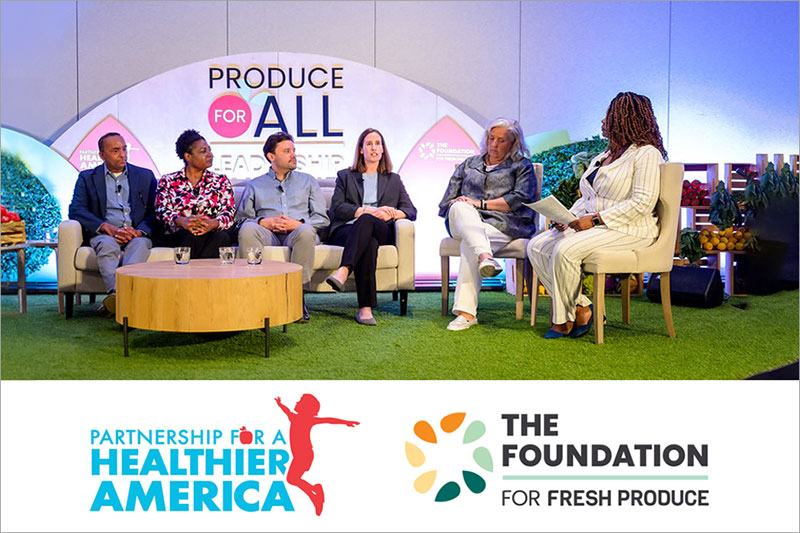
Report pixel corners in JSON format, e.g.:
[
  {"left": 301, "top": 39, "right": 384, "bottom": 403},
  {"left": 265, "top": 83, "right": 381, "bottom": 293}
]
[
  {"left": 54, "top": 248, "right": 63, "bottom": 313},
  {"left": 15, "top": 248, "right": 26, "bottom": 313},
  {"left": 123, "top": 317, "right": 129, "bottom": 357},
  {"left": 441, "top": 256, "right": 450, "bottom": 316},
  {"left": 264, "top": 317, "right": 270, "bottom": 358}
]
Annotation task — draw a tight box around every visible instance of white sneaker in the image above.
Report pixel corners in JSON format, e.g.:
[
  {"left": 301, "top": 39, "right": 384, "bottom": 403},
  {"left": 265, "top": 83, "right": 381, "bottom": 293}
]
[
  {"left": 479, "top": 257, "right": 502, "bottom": 277},
  {"left": 447, "top": 315, "right": 478, "bottom": 331}
]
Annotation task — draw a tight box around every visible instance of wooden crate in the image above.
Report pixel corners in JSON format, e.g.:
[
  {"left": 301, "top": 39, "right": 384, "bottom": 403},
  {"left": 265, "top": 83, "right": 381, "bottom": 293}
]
[
  {"left": 755, "top": 153, "right": 799, "bottom": 174},
  {"left": 724, "top": 163, "right": 758, "bottom": 194},
  {"left": 702, "top": 249, "right": 748, "bottom": 296},
  {"left": 1, "top": 221, "right": 26, "bottom": 245}
]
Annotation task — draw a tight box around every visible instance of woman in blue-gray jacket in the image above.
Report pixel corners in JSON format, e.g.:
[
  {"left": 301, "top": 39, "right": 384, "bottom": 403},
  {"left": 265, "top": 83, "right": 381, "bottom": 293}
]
[{"left": 438, "top": 118, "right": 536, "bottom": 331}]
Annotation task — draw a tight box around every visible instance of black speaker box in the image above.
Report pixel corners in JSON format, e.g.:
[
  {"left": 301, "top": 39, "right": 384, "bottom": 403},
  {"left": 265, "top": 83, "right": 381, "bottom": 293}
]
[{"left": 646, "top": 266, "right": 723, "bottom": 308}]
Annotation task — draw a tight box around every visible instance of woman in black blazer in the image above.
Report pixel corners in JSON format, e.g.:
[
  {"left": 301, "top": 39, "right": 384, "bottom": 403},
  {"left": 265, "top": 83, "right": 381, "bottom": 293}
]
[{"left": 325, "top": 128, "right": 417, "bottom": 325}]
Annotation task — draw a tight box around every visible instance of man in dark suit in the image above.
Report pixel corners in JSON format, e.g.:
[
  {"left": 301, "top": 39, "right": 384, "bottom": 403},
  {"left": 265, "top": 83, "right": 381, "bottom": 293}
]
[{"left": 68, "top": 132, "right": 157, "bottom": 315}]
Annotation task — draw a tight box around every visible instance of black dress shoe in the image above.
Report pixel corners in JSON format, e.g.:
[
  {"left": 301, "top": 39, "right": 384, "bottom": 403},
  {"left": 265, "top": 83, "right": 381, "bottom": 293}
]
[{"left": 299, "top": 304, "right": 310, "bottom": 323}]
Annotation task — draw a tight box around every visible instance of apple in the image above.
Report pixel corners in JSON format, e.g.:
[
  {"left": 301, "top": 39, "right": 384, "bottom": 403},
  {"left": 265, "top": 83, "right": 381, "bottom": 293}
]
[{"left": 239, "top": 426, "right": 253, "bottom": 445}]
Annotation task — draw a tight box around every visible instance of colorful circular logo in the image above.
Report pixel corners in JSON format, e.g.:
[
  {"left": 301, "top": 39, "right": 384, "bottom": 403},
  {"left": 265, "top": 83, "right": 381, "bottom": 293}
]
[
  {"left": 405, "top": 412, "right": 493, "bottom": 502},
  {"left": 208, "top": 94, "right": 251, "bottom": 138}
]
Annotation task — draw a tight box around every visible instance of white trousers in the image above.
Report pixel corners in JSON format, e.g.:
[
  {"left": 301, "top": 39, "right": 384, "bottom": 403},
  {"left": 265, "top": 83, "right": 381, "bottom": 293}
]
[
  {"left": 447, "top": 201, "right": 511, "bottom": 316},
  {"left": 527, "top": 226, "right": 652, "bottom": 324}
]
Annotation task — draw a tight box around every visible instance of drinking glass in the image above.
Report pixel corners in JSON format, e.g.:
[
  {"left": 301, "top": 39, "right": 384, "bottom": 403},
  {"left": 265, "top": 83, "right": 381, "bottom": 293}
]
[
  {"left": 246, "top": 247, "right": 263, "bottom": 265},
  {"left": 219, "top": 246, "right": 235, "bottom": 264},
  {"left": 174, "top": 246, "right": 191, "bottom": 264}
]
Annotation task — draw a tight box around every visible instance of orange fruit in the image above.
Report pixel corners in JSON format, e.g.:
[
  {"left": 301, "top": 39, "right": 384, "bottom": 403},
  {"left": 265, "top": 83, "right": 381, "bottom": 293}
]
[
  {"left": 735, "top": 242, "right": 744, "bottom": 251},
  {"left": 700, "top": 236, "right": 709, "bottom": 244},
  {"left": 711, "top": 237, "right": 720, "bottom": 246},
  {"left": 703, "top": 242, "right": 714, "bottom": 251},
  {"left": 717, "top": 243, "right": 726, "bottom": 251}
]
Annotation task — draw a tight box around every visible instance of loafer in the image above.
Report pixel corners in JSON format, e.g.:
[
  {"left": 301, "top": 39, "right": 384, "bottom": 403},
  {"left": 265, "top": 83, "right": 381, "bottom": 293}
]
[
  {"left": 479, "top": 257, "right": 502, "bottom": 277},
  {"left": 298, "top": 304, "right": 310, "bottom": 323},
  {"left": 569, "top": 304, "right": 593, "bottom": 338},
  {"left": 355, "top": 314, "right": 377, "bottom": 326},
  {"left": 544, "top": 327, "right": 569, "bottom": 339},
  {"left": 447, "top": 315, "right": 478, "bottom": 331},
  {"left": 326, "top": 275, "right": 345, "bottom": 292},
  {"left": 101, "top": 293, "right": 116, "bottom": 316}
]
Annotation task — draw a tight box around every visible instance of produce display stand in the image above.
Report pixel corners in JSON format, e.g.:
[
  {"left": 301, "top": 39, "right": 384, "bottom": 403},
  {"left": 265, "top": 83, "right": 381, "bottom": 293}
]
[
  {"left": 0, "top": 240, "right": 60, "bottom": 313},
  {"left": 724, "top": 163, "right": 759, "bottom": 194},
  {"left": 680, "top": 163, "right": 718, "bottom": 231},
  {"left": 687, "top": 153, "right": 798, "bottom": 297},
  {"left": 703, "top": 249, "right": 746, "bottom": 297}
]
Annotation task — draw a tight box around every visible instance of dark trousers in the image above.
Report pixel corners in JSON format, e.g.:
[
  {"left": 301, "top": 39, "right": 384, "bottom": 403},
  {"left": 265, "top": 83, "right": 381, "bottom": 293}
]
[
  {"left": 163, "top": 229, "right": 232, "bottom": 259},
  {"left": 330, "top": 214, "right": 394, "bottom": 308}
]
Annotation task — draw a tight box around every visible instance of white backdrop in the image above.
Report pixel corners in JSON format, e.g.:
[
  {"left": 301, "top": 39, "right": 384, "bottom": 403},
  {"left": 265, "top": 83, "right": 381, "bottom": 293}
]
[{"left": 49, "top": 51, "right": 486, "bottom": 279}]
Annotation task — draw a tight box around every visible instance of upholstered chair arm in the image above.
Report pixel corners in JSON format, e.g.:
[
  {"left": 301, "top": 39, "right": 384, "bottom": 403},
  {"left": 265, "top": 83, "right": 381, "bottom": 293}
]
[
  {"left": 394, "top": 218, "right": 415, "bottom": 290},
  {"left": 57, "top": 220, "right": 82, "bottom": 292}
]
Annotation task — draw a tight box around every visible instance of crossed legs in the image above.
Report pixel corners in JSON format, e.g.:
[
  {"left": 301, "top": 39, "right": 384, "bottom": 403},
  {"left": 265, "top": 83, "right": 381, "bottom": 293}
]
[
  {"left": 527, "top": 226, "right": 651, "bottom": 335},
  {"left": 447, "top": 201, "right": 511, "bottom": 320},
  {"left": 328, "top": 214, "right": 393, "bottom": 322}
]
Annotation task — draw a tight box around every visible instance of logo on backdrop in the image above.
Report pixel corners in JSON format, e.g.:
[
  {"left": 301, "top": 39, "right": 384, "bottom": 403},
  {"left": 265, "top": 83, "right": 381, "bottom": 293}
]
[
  {"left": 418, "top": 142, "right": 435, "bottom": 160},
  {"left": 404, "top": 412, "right": 492, "bottom": 502},
  {"left": 205, "top": 62, "right": 346, "bottom": 183},
  {"left": 67, "top": 115, "right": 161, "bottom": 179},
  {"left": 208, "top": 93, "right": 253, "bottom": 138}
]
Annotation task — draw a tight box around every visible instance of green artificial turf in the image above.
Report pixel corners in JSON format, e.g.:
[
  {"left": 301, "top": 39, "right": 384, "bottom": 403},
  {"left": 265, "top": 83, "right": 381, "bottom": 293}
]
[{"left": 1, "top": 289, "right": 797, "bottom": 380}]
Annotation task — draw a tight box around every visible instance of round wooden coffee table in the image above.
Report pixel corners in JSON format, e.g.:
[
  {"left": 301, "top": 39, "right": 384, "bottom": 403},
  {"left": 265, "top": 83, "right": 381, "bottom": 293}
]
[{"left": 115, "top": 259, "right": 303, "bottom": 357}]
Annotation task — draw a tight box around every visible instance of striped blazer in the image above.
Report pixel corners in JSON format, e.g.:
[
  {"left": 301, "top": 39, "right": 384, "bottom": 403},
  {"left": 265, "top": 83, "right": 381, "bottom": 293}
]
[{"left": 569, "top": 144, "right": 664, "bottom": 239}]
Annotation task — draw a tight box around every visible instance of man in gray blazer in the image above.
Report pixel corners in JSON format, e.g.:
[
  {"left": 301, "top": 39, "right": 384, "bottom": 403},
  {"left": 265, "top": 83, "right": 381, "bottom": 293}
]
[
  {"left": 68, "top": 132, "right": 157, "bottom": 316},
  {"left": 235, "top": 132, "right": 329, "bottom": 322}
]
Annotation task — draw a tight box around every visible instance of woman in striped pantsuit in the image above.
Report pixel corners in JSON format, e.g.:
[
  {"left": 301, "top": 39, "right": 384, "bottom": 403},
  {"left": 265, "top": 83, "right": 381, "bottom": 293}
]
[{"left": 527, "top": 92, "right": 667, "bottom": 339}]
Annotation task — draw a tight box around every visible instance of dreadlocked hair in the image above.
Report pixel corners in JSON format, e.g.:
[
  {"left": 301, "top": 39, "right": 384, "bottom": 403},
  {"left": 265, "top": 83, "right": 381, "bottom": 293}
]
[{"left": 604, "top": 92, "right": 667, "bottom": 159}]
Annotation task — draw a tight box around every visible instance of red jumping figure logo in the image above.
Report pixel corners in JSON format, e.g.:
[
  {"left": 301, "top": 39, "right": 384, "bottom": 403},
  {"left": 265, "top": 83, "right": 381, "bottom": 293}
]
[{"left": 275, "top": 395, "right": 359, "bottom": 516}]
